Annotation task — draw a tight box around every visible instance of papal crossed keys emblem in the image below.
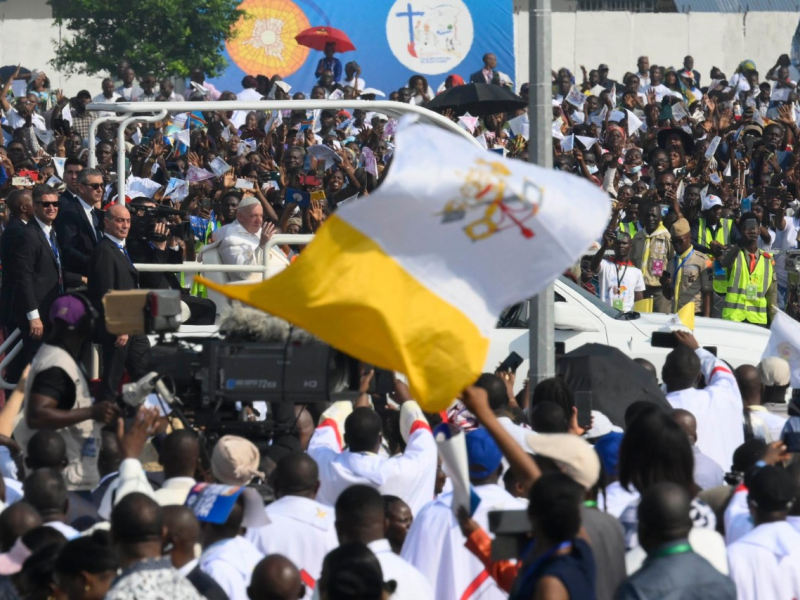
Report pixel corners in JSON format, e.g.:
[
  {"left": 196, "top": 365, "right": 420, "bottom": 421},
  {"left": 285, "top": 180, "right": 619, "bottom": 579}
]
[{"left": 437, "top": 158, "right": 543, "bottom": 242}]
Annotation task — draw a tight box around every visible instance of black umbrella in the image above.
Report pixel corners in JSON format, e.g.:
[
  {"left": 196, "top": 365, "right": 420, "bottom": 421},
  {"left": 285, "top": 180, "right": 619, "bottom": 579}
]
[
  {"left": 557, "top": 343, "right": 672, "bottom": 428},
  {"left": 0, "top": 65, "right": 30, "bottom": 82},
  {"left": 423, "top": 83, "right": 526, "bottom": 117}
]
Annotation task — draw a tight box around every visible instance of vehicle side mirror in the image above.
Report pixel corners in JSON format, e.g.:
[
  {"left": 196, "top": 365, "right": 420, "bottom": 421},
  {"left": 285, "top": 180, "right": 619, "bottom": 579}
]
[{"left": 554, "top": 302, "right": 600, "bottom": 332}]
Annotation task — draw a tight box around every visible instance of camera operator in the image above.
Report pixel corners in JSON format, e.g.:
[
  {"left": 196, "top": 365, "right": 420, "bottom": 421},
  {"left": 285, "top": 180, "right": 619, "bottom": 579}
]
[
  {"left": 14, "top": 294, "right": 120, "bottom": 492},
  {"left": 127, "top": 200, "right": 216, "bottom": 325}
]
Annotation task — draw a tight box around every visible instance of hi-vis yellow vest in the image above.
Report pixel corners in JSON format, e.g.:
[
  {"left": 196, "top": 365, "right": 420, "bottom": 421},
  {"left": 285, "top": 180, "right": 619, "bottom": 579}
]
[
  {"left": 699, "top": 218, "right": 733, "bottom": 294},
  {"left": 722, "top": 250, "right": 773, "bottom": 325}
]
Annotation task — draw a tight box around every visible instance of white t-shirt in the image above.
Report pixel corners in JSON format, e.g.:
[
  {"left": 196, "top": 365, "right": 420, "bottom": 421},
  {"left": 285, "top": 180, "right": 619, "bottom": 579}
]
[{"left": 597, "top": 259, "right": 645, "bottom": 312}]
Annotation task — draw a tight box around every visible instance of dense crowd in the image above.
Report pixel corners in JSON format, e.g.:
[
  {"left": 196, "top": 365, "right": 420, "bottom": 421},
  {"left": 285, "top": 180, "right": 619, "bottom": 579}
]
[{"left": 0, "top": 42, "right": 799, "bottom": 600}]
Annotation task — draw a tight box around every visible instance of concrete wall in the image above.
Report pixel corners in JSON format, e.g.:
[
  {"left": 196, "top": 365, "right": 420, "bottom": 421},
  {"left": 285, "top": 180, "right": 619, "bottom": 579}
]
[
  {"left": 2, "top": 9, "right": 798, "bottom": 98},
  {"left": 0, "top": 18, "right": 104, "bottom": 96},
  {"left": 513, "top": 10, "right": 800, "bottom": 87}
]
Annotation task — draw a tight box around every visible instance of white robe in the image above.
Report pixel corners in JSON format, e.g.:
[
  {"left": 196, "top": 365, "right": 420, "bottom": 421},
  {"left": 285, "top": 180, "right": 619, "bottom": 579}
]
[
  {"left": 369, "top": 539, "right": 433, "bottom": 600},
  {"left": 401, "top": 483, "right": 527, "bottom": 600},
  {"left": 309, "top": 538, "right": 432, "bottom": 600},
  {"left": 666, "top": 349, "right": 744, "bottom": 472},
  {"left": 727, "top": 521, "right": 800, "bottom": 600},
  {"left": 245, "top": 495, "right": 338, "bottom": 598},
  {"left": 724, "top": 486, "right": 749, "bottom": 543},
  {"left": 199, "top": 536, "right": 263, "bottom": 600},
  {"left": 308, "top": 422, "right": 437, "bottom": 517}
]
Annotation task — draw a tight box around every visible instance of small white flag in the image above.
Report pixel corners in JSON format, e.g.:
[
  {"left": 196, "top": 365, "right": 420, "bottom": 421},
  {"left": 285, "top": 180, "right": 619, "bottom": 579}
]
[
  {"left": 185, "top": 166, "right": 215, "bottom": 183},
  {"left": 209, "top": 157, "right": 231, "bottom": 176},
  {"left": 705, "top": 136, "right": 721, "bottom": 161},
  {"left": 560, "top": 134, "right": 574, "bottom": 153},
  {"left": 52, "top": 157, "right": 66, "bottom": 179},
  {"left": 508, "top": 113, "right": 530, "bottom": 141},
  {"left": 625, "top": 110, "right": 643, "bottom": 136}
]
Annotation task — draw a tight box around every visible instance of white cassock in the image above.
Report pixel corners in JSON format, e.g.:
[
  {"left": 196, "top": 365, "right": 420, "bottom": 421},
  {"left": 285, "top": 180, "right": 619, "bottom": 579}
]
[
  {"left": 308, "top": 403, "right": 437, "bottom": 517},
  {"left": 368, "top": 539, "right": 433, "bottom": 600},
  {"left": 401, "top": 483, "right": 527, "bottom": 600},
  {"left": 245, "top": 495, "right": 338, "bottom": 599},
  {"left": 666, "top": 348, "right": 744, "bottom": 472},
  {"left": 199, "top": 536, "right": 263, "bottom": 600},
  {"left": 309, "top": 538, "right": 433, "bottom": 600},
  {"left": 727, "top": 521, "right": 800, "bottom": 600},
  {"left": 724, "top": 486, "right": 749, "bottom": 544},
  {"left": 216, "top": 220, "right": 290, "bottom": 281}
]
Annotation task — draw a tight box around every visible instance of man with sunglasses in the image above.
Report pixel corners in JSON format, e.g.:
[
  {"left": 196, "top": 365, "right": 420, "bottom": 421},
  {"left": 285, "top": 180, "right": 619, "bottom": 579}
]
[
  {"left": 55, "top": 167, "right": 105, "bottom": 277},
  {"left": 9, "top": 184, "right": 82, "bottom": 366}
]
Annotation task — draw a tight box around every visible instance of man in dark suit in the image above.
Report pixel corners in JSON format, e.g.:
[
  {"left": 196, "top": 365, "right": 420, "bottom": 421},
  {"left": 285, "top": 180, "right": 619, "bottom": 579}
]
[
  {"left": 55, "top": 166, "right": 104, "bottom": 277},
  {"left": 469, "top": 53, "right": 500, "bottom": 85},
  {"left": 58, "top": 157, "right": 83, "bottom": 207},
  {"left": 9, "top": 184, "right": 82, "bottom": 368},
  {"left": 87, "top": 203, "right": 150, "bottom": 401},
  {"left": 0, "top": 189, "right": 33, "bottom": 327},
  {"left": 1, "top": 189, "right": 34, "bottom": 383}
]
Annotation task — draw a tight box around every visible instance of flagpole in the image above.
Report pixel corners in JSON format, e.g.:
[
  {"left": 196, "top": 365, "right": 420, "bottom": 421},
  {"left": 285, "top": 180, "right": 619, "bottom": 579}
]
[{"left": 527, "top": 0, "right": 555, "bottom": 387}]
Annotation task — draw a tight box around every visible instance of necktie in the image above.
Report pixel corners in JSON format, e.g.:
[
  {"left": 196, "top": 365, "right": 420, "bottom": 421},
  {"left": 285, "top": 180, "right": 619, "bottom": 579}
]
[
  {"left": 91, "top": 210, "right": 101, "bottom": 243},
  {"left": 118, "top": 243, "right": 135, "bottom": 267},
  {"left": 49, "top": 229, "right": 63, "bottom": 292}
]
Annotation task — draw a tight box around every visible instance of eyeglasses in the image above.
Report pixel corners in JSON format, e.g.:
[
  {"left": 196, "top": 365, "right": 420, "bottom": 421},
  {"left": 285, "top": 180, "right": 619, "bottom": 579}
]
[
  {"left": 81, "top": 183, "right": 104, "bottom": 190},
  {"left": 35, "top": 201, "right": 59, "bottom": 208}
]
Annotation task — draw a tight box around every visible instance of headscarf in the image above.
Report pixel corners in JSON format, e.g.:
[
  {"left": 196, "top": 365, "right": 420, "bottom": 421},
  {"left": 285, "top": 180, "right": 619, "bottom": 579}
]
[{"left": 604, "top": 123, "right": 627, "bottom": 146}]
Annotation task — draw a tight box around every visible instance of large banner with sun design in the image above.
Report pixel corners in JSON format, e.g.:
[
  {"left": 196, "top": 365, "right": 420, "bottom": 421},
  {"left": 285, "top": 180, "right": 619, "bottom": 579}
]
[{"left": 210, "top": 0, "right": 514, "bottom": 95}]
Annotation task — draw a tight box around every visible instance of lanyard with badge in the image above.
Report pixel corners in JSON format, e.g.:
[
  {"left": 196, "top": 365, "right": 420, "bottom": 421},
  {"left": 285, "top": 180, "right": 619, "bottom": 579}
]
[
  {"left": 673, "top": 250, "right": 694, "bottom": 290},
  {"left": 612, "top": 262, "right": 628, "bottom": 311},
  {"left": 743, "top": 218, "right": 761, "bottom": 301}
]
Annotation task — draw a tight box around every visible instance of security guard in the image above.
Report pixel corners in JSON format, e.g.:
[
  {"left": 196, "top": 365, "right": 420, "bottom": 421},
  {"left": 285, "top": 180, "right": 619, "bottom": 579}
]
[
  {"left": 661, "top": 218, "right": 713, "bottom": 316},
  {"left": 695, "top": 194, "right": 735, "bottom": 296},
  {"left": 720, "top": 212, "right": 778, "bottom": 326}
]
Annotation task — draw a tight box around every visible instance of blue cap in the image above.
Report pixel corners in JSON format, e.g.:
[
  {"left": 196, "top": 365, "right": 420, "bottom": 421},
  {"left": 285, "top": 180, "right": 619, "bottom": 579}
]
[
  {"left": 465, "top": 428, "right": 503, "bottom": 479},
  {"left": 593, "top": 432, "right": 624, "bottom": 478}
]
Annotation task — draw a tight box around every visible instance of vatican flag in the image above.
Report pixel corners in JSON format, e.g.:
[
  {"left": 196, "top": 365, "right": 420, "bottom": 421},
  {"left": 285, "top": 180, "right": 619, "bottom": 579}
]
[{"left": 196, "top": 119, "right": 611, "bottom": 411}]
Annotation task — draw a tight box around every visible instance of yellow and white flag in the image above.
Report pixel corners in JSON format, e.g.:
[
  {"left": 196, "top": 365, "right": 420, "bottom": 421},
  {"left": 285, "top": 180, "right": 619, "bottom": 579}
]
[{"left": 196, "top": 119, "right": 610, "bottom": 411}]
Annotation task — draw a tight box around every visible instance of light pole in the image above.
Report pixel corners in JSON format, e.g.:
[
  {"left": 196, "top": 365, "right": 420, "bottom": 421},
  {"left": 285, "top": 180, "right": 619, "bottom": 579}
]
[{"left": 527, "top": 0, "right": 555, "bottom": 386}]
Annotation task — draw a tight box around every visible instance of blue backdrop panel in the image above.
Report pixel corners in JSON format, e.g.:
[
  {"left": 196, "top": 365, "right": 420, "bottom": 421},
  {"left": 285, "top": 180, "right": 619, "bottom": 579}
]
[{"left": 208, "top": 0, "right": 514, "bottom": 96}]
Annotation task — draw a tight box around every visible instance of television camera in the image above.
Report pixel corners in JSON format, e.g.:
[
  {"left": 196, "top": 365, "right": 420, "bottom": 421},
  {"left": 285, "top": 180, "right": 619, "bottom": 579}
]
[{"left": 105, "top": 290, "right": 366, "bottom": 445}]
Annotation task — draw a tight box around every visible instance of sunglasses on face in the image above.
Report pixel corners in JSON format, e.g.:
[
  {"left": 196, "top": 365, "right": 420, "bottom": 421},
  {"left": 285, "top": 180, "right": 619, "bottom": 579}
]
[
  {"left": 35, "top": 201, "right": 59, "bottom": 208},
  {"left": 82, "top": 183, "right": 104, "bottom": 190}
]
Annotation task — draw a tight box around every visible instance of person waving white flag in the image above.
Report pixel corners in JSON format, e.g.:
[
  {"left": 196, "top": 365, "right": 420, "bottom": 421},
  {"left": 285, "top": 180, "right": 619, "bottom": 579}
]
[{"left": 197, "top": 117, "right": 611, "bottom": 412}]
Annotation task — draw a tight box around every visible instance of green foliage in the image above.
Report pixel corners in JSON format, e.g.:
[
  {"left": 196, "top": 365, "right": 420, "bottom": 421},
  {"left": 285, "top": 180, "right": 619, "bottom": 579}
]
[{"left": 50, "top": 0, "right": 245, "bottom": 78}]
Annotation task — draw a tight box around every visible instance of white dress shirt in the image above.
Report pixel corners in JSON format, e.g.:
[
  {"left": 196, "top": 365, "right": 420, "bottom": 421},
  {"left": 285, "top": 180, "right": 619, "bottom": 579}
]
[
  {"left": 78, "top": 197, "right": 100, "bottom": 241},
  {"left": 5, "top": 107, "right": 46, "bottom": 130},
  {"left": 115, "top": 85, "right": 143, "bottom": 101}
]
